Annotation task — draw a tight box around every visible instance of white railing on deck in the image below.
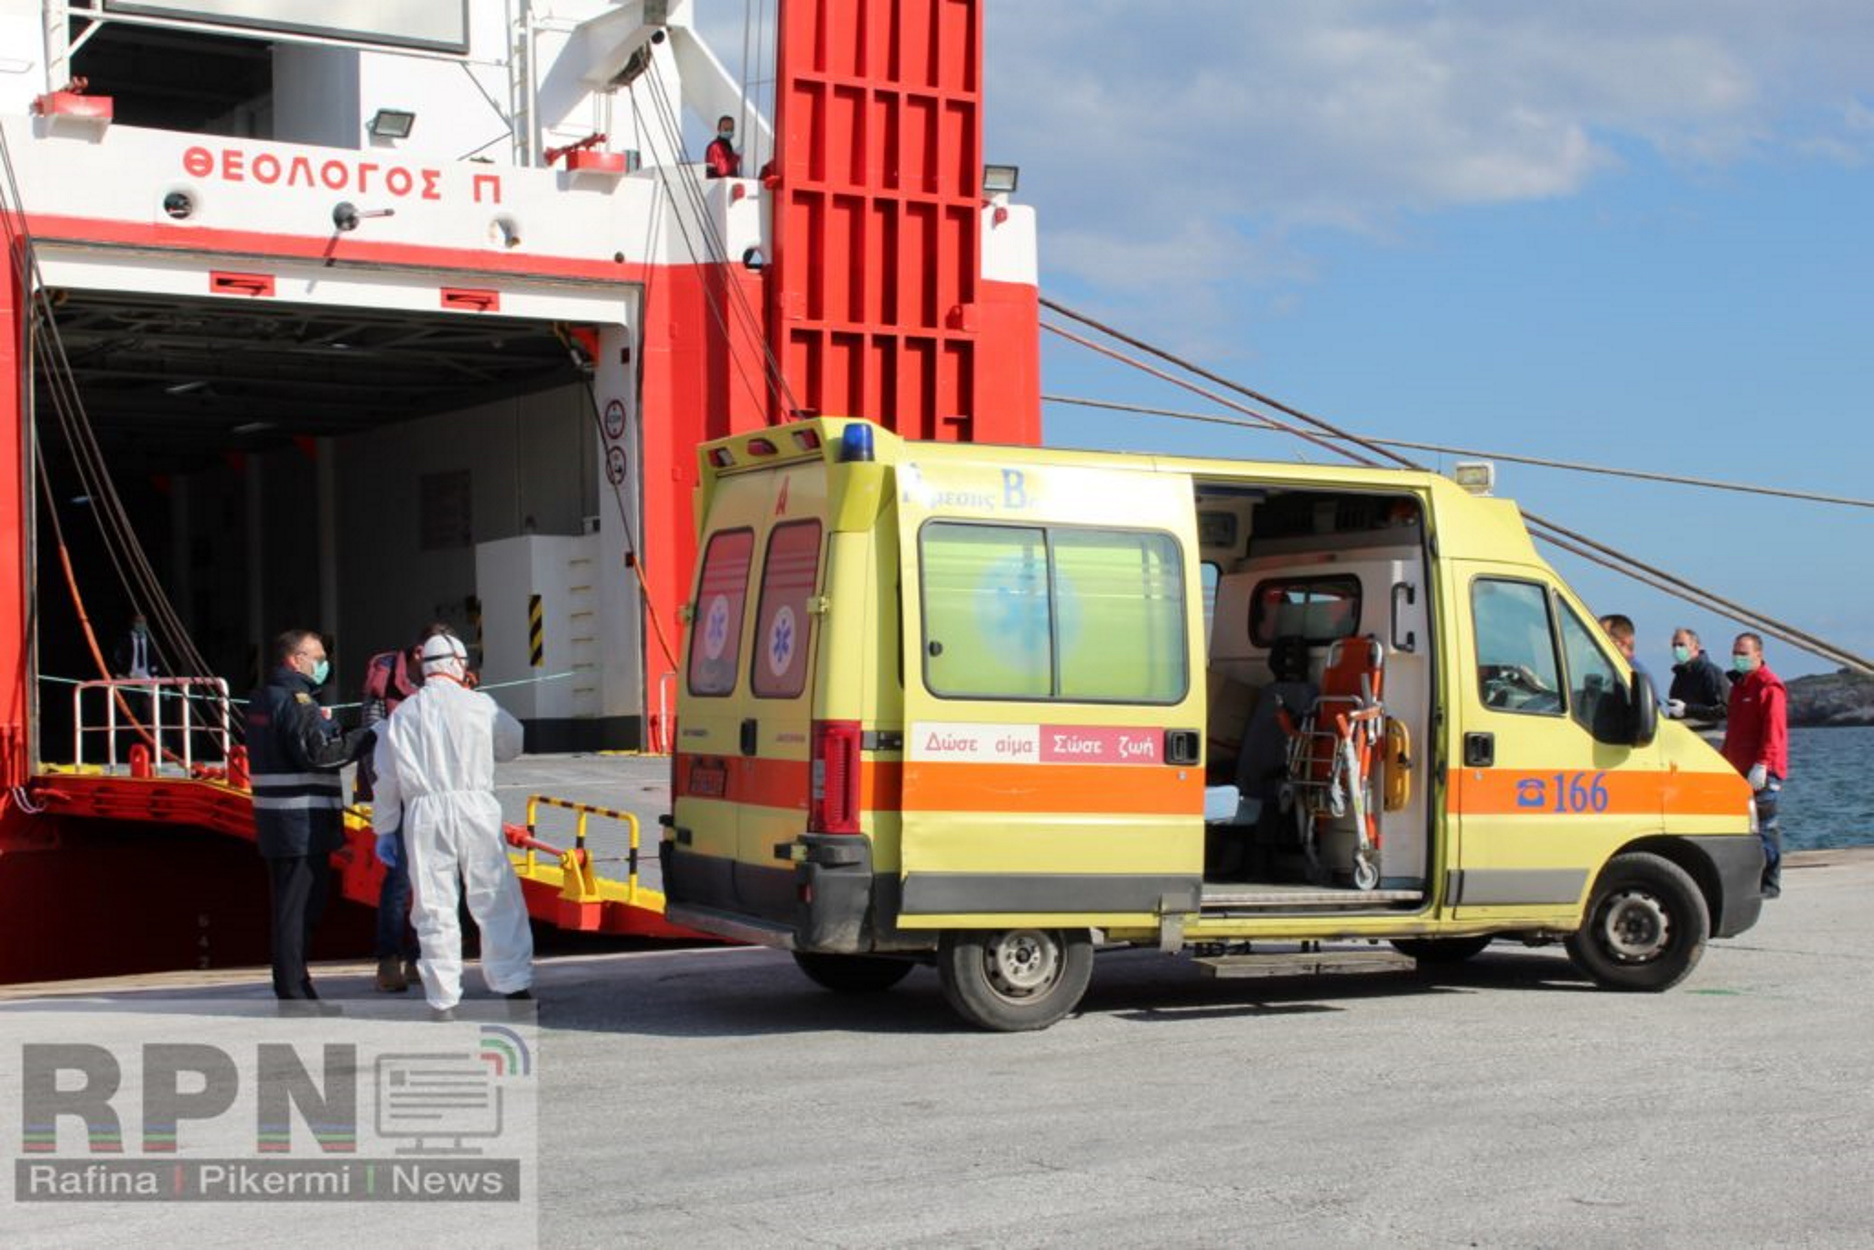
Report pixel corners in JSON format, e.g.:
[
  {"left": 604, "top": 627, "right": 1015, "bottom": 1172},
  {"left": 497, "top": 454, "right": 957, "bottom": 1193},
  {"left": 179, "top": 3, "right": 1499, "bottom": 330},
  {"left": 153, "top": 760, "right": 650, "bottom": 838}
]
[{"left": 72, "top": 677, "right": 233, "bottom": 773}]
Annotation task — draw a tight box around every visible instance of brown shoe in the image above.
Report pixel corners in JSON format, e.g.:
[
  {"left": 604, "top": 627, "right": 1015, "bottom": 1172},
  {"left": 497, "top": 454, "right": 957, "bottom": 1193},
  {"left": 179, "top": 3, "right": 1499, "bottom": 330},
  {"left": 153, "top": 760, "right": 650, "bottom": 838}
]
[
  {"left": 403, "top": 958, "right": 421, "bottom": 987},
  {"left": 375, "top": 956, "right": 409, "bottom": 993}
]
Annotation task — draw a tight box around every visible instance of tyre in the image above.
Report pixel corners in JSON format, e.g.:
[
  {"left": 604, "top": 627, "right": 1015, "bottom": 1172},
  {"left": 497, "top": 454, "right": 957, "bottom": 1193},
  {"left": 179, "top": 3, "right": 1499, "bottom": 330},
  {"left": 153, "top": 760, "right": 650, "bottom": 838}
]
[
  {"left": 1391, "top": 935, "right": 1494, "bottom": 964},
  {"left": 792, "top": 951, "right": 915, "bottom": 994},
  {"left": 936, "top": 928, "right": 1094, "bottom": 1032},
  {"left": 1565, "top": 852, "right": 1709, "bottom": 991}
]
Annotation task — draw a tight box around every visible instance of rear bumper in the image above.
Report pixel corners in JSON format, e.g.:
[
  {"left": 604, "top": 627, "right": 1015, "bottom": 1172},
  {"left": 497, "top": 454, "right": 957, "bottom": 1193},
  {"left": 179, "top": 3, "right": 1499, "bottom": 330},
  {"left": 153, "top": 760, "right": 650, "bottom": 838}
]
[
  {"left": 661, "top": 836, "right": 898, "bottom": 954},
  {"left": 1688, "top": 834, "right": 1765, "bottom": 938}
]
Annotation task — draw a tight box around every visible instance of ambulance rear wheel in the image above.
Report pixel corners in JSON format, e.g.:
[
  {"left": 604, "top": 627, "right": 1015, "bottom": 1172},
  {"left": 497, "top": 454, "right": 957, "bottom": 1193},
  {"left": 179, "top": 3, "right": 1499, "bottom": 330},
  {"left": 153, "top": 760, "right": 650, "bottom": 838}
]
[
  {"left": 937, "top": 928, "right": 1094, "bottom": 1032},
  {"left": 1565, "top": 852, "right": 1709, "bottom": 991},
  {"left": 792, "top": 951, "right": 915, "bottom": 994}
]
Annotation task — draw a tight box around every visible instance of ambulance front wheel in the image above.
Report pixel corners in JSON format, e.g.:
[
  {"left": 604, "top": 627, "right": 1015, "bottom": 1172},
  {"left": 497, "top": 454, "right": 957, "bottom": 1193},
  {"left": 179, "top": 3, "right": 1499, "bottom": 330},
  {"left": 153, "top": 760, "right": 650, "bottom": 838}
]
[
  {"left": 937, "top": 928, "right": 1094, "bottom": 1032},
  {"left": 1565, "top": 852, "right": 1710, "bottom": 992},
  {"left": 792, "top": 951, "right": 915, "bottom": 994}
]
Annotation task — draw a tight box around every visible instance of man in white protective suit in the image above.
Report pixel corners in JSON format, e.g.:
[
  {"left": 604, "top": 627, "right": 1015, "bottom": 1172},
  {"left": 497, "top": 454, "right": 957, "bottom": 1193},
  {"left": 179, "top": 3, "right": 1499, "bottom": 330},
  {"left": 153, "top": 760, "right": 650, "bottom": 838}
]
[{"left": 370, "top": 632, "right": 532, "bottom": 1019}]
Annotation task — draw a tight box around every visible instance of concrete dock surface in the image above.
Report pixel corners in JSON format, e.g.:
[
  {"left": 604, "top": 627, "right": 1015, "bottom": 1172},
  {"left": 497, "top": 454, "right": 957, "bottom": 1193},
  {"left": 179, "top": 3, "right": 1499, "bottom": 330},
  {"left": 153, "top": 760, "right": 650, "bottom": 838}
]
[{"left": 7, "top": 757, "right": 1871, "bottom": 1247}]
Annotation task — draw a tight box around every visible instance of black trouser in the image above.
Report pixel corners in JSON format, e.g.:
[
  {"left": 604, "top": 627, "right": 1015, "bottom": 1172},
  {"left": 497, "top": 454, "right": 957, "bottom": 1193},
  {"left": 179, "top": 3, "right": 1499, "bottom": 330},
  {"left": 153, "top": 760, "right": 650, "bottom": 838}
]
[
  {"left": 267, "top": 853, "right": 332, "bottom": 999},
  {"left": 1756, "top": 778, "right": 1783, "bottom": 893}
]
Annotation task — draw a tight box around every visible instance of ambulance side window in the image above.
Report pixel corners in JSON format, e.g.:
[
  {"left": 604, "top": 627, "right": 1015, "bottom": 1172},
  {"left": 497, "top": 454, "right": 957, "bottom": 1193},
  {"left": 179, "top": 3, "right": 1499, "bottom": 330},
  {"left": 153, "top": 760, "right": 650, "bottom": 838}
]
[
  {"left": 686, "top": 528, "right": 755, "bottom": 697},
  {"left": 1556, "top": 600, "right": 1631, "bottom": 744},
  {"left": 1471, "top": 578, "right": 1564, "bottom": 715},
  {"left": 922, "top": 523, "right": 1052, "bottom": 699},
  {"left": 919, "top": 521, "right": 1187, "bottom": 704},
  {"left": 751, "top": 520, "right": 822, "bottom": 699},
  {"left": 1054, "top": 528, "right": 1187, "bottom": 701}
]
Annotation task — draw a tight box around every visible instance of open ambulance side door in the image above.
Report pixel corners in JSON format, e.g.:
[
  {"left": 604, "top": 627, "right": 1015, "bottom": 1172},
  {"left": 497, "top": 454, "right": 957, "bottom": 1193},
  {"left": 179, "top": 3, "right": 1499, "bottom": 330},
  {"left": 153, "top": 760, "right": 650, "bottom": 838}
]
[{"left": 891, "top": 455, "right": 1208, "bottom": 929}]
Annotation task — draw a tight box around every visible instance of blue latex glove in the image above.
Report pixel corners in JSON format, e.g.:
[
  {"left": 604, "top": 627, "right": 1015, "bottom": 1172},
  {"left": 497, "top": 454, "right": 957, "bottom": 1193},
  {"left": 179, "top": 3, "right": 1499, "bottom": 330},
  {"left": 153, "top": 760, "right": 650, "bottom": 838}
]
[{"left": 375, "top": 833, "right": 400, "bottom": 870}]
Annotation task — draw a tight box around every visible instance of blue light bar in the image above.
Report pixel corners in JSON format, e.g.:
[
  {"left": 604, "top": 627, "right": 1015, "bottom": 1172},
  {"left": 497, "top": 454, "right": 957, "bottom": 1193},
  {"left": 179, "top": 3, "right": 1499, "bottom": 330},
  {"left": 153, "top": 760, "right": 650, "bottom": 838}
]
[{"left": 838, "top": 423, "right": 875, "bottom": 463}]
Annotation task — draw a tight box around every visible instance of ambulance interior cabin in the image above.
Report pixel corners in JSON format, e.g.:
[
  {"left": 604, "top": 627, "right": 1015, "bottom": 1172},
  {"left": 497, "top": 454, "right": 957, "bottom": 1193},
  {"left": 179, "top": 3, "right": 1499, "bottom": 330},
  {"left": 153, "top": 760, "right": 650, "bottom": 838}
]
[{"left": 1196, "top": 483, "right": 1432, "bottom": 897}]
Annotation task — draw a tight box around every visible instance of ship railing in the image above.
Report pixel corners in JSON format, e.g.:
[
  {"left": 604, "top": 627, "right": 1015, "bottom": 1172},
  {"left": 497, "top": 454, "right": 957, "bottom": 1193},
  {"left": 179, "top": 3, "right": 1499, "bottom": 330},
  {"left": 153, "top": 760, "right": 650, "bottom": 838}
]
[{"left": 72, "top": 677, "right": 233, "bottom": 775}]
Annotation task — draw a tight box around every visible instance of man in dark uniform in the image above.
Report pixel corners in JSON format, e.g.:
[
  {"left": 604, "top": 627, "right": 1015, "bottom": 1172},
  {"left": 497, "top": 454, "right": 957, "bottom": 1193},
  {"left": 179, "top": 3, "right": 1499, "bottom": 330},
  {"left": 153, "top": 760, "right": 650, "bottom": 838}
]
[{"left": 247, "top": 629, "right": 371, "bottom": 1014}]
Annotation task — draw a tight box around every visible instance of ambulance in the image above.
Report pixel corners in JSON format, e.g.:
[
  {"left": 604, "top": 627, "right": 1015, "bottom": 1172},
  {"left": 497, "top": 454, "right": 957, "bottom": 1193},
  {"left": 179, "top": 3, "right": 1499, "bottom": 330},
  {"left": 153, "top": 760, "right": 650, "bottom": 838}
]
[{"left": 659, "top": 418, "right": 1765, "bottom": 1031}]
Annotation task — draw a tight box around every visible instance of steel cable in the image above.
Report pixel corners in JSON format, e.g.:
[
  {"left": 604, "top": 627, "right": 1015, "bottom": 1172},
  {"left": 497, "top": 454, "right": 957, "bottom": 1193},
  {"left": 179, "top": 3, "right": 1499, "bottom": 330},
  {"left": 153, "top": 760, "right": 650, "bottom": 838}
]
[{"left": 1039, "top": 302, "right": 1871, "bottom": 676}]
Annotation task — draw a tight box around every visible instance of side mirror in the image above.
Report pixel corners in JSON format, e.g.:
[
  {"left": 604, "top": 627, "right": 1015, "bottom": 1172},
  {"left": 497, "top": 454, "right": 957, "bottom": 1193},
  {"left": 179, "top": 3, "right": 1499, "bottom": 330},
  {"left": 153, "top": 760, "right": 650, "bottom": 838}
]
[{"left": 1630, "top": 670, "right": 1658, "bottom": 747}]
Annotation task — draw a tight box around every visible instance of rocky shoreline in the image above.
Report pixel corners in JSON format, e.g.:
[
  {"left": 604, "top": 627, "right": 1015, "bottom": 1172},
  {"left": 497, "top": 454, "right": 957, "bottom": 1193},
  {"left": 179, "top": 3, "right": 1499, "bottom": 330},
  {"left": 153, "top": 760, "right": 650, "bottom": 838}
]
[{"left": 1787, "top": 669, "right": 1874, "bottom": 727}]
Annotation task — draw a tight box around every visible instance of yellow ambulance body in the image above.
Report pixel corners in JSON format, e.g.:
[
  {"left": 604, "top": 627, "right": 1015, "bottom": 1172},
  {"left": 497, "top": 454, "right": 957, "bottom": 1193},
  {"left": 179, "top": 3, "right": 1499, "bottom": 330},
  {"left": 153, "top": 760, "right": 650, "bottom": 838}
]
[{"left": 660, "top": 419, "right": 1763, "bottom": 1031}]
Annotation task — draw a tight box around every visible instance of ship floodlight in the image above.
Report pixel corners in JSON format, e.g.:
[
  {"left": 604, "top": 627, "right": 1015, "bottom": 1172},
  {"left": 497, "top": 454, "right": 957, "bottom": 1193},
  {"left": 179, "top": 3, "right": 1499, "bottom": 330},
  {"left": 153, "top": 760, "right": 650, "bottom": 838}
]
[
  {"left": 983, "top": 163, "right": 1020, "bottom": 195},
  {"left": 367, "top": 108, "right": 417, "bottom": 140}
]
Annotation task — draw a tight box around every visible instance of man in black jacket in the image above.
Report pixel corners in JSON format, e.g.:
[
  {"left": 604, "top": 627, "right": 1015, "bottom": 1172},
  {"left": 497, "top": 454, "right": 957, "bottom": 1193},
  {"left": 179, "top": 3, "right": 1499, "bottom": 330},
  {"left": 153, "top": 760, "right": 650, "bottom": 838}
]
[
  {"left": 247, "top": 629, "right": 372, "bottom": 1013},
  {"left": 1667, "top": 627, "right": 1729, "bottom": 724}
]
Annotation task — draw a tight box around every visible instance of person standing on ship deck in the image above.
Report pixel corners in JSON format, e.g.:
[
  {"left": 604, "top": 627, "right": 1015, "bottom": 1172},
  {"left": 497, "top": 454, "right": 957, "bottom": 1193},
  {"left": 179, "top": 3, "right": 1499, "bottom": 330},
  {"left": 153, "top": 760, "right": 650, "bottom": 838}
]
[{"left": 705, "top": 114, "right": 741, "bottom": 178}]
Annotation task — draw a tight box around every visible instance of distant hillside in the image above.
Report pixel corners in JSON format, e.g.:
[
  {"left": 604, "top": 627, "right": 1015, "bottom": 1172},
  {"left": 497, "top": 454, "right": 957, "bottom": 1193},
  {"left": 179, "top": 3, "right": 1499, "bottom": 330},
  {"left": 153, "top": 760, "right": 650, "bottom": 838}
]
[{"left": 1787, "top": 670, "right": 1874, "bottom": 727}]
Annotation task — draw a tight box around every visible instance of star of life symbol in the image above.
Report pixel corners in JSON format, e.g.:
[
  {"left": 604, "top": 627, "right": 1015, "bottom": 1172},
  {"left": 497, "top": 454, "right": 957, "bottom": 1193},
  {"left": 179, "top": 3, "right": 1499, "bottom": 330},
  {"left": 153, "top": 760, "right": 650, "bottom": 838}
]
[
  {"left": 766, "top": 606, "right": 797, "bottom": 677},
  {"left": 703, "top": 594, "right": 732, "bottom": 661}
]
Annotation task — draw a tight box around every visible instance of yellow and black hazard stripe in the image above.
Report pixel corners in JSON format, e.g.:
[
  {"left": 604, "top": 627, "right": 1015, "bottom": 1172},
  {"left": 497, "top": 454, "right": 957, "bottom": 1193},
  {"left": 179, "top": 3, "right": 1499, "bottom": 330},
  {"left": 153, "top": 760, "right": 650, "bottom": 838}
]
[{"left": 528, "top": 594, "right": 544, "bottom": 668}]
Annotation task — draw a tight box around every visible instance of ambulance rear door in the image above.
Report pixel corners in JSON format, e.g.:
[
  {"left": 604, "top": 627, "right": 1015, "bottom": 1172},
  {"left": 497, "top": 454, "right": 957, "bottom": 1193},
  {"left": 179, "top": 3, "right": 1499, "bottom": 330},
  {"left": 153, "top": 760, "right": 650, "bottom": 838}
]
[
  {"left": 893, "top": 456, "right": 1207, "bottom": 927},
  {"left": 675, "top": 456, "right": 830, "bottom": 925}
]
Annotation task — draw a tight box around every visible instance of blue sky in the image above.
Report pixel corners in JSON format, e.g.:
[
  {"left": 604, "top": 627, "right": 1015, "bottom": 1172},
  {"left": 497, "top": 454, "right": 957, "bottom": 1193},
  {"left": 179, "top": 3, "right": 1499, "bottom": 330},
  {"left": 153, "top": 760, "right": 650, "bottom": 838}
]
[{"left": 703, "top": 2, "right": 1872, "bottom": 678}]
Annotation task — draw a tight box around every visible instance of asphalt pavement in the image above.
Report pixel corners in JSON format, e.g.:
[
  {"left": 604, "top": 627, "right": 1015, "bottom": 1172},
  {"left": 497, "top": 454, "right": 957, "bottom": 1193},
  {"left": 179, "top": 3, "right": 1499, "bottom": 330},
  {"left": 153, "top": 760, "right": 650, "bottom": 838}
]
[{"left": 7, "top": 758, "right": 1871, "bottom": 1247}]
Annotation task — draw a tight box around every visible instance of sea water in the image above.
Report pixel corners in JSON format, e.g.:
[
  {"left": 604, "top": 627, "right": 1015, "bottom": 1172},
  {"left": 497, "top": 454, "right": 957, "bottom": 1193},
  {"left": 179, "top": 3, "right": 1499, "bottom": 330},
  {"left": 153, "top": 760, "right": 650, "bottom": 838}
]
[{"left": 1779, "top": 726, "right": 1873, "bottom": 850}]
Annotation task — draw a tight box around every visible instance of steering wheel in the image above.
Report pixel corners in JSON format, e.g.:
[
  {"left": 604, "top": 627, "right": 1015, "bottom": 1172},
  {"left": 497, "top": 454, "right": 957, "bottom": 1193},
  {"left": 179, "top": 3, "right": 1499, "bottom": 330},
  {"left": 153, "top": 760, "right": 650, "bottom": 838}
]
[{"left": 1483, "top": 664, "right": 1560, "bottom": 712}]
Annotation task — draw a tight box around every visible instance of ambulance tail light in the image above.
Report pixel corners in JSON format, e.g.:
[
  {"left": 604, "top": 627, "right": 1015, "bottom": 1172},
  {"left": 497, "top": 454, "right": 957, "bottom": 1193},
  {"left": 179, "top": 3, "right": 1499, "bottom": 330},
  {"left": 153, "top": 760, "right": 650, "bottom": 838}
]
[{"left": 810, "top": 719, "right": 863, "bottom": 834}]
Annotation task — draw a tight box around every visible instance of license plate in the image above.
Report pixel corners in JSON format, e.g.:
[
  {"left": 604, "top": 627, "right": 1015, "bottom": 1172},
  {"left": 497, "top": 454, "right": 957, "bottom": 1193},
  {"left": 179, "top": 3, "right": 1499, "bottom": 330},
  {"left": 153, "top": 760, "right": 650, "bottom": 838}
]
[{"left": 687, "top": 759, "right": 727, "bottom": 798}]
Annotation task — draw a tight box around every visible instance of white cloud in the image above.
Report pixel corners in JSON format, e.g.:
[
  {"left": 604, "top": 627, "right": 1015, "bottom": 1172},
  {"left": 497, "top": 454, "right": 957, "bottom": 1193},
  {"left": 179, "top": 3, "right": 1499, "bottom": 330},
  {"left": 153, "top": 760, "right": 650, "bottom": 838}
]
[
  {"left": 689, "top": 2, "right": 1874, "bottom": 327},
  {"left": 980, "top": 1, "right": 1874, "bottom": 309}
]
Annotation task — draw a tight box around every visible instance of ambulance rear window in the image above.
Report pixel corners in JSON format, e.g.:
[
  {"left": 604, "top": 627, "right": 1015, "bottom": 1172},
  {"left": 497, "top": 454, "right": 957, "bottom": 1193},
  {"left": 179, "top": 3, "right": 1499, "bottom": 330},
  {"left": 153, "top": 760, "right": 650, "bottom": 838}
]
[
  {"left": 687, "top": 528, "right": 755, "bottom": 697},
  {"left": 751, "top": 521, "right": 822, "bottom": 699},
  {"left": 919, "top": 521, "right": 1187, "bottom": 704}
]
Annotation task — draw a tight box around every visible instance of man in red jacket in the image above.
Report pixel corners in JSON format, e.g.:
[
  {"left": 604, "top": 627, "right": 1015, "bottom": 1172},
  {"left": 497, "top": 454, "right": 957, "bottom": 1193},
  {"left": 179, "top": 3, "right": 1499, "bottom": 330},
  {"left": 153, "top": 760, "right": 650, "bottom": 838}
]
[{"left": 1721, "top": 632, "right": 1787, "bottom": 898}]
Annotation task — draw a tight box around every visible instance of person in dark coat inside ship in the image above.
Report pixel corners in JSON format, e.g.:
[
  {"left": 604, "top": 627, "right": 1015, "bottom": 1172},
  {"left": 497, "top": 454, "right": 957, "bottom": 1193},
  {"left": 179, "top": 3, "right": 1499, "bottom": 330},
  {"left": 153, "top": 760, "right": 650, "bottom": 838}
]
[{"left": 246, "top": 630, "right": 373, "bottom": 1015}]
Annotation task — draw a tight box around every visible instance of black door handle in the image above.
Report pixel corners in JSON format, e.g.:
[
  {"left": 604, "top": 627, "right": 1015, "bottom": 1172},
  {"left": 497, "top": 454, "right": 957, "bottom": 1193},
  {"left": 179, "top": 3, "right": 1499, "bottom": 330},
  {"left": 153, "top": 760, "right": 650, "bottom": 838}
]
[
  {"left": 1165, "top": 729, "right": 1201, "bottom": 766},
  {"left": 740, "top": 718, "right": 758, "bottom": 756},
  {"left": 1463, "top": 732, "right": 1495, "bottom": 768}
]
